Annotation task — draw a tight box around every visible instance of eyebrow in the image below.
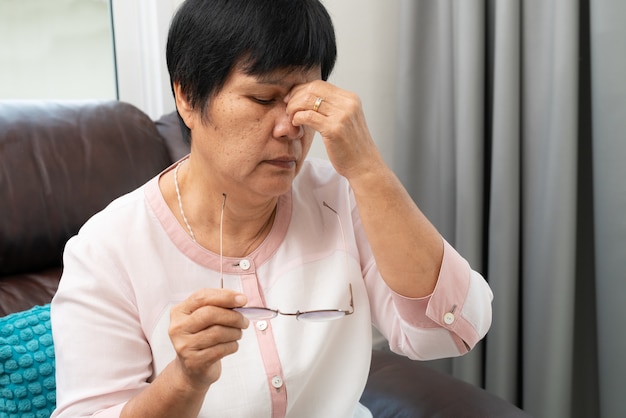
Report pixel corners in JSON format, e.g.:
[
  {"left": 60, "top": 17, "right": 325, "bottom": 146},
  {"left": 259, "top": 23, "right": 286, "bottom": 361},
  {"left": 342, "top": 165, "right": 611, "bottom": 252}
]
[
  {"left": 255, "top": 69, "right": 314, "bottom": 89},
  {"left": 255, "top": 76, "right": 292, "bottom": 89}
]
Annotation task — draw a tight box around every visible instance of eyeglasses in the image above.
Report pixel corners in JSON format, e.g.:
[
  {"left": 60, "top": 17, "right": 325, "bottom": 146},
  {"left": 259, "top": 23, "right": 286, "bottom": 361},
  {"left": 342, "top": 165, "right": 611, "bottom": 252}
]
[{"left": 220, "top": 195, "right": 354, "bottom": 322}]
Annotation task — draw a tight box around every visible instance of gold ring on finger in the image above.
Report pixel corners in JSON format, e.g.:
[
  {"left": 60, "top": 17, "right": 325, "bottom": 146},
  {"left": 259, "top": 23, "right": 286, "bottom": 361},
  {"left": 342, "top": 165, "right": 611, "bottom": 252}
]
[{"left": 312, "top": 96, "right": 324, "bottom": 112}]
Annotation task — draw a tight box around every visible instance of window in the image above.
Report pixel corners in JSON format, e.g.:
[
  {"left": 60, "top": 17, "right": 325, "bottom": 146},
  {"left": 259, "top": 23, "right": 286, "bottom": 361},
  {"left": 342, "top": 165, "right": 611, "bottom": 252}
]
[{"left": 0, "top": 0, "right": 117, "bottom": 100}]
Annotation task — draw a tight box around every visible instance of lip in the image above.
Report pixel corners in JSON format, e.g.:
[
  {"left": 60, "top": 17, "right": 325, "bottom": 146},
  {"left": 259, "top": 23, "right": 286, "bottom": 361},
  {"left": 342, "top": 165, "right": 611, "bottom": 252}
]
[{"left": 264, "top": 156, "right": 297, "bottom": 169}]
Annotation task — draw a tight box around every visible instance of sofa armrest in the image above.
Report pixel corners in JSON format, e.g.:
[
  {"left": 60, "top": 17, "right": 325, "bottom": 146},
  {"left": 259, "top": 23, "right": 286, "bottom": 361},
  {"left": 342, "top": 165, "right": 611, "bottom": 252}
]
[
  {"left": 0, "top": 268, "right": 61, "bottom": 317},
  {"left": 360, "top": 350, "right": 531, "bottom": 418}
]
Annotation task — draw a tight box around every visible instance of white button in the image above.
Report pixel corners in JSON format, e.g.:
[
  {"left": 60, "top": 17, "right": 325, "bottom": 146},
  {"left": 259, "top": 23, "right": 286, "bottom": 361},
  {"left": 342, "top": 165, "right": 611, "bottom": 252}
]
[
  {"left": 239, "top": 259, "right": 251, "bottom": 270},
  {"left": 443, "top": 312, "right": 455, "bottom": 325},
  {"left": 256, "top": 320, "right": 268, "bottom": 331},
  {"left": 271, "top": 375, "right": 283, "bottom": 389}
]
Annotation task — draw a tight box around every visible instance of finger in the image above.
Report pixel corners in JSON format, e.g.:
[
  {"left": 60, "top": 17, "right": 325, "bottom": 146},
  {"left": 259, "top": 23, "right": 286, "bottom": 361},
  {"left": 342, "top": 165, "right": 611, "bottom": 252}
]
[
  {"left": 291, "top": 109, "right": 327, "bottom": 131},
  {"left": 172, "top": 304, "right": 249, "bottom": 335},
  {"left": 173, "top": 323, "right": 244, "bottom": 354},
  {"left": 287, "top": 87, "right": 357, "bottom": 126},
  {"left": 286, "top": 92, "right": 334, "bottom": 131},
  {"left": 286, "top": 81, "right": 333, "bottom": 116},
  {"left": 191, "top": 304, "right": 250, "bottom": 333},
  {"left": 193, "top": 324, "right": 245, "bottom": 348},
  {"left": 194, "top": 340, "right": 241, "bottom": 364},
  {"left": 178, "top": 288, "right": 248, "bottom": 314},
  {"left": 174, "top": 340, "right": 239, "bottom": 387}
]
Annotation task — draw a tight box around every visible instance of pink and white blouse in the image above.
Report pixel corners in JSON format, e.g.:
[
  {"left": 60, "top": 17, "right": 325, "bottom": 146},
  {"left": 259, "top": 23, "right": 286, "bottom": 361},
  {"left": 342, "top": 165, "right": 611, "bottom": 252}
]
[{"left": 51, "top": 158, "right": 493, "bottom": 418}]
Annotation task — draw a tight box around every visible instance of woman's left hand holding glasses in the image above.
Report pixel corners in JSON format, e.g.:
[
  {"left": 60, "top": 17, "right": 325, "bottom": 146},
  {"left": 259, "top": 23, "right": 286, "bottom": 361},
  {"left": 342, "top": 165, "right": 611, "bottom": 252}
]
[{"left": 168, "top": 289, "right": 250, "bottom": 390}]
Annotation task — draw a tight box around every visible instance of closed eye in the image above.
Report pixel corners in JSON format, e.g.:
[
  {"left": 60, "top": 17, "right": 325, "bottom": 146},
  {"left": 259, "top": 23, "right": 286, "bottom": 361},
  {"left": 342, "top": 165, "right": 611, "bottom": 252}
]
[{"left": 251, "top": 97, "right": 276, "bottom": 105}]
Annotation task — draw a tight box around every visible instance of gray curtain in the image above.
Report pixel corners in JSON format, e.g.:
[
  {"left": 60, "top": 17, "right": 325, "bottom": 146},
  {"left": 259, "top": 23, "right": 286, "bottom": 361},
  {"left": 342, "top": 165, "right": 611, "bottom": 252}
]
[{"left": 394, "top": 1, "right": 626, "bottom": 417}]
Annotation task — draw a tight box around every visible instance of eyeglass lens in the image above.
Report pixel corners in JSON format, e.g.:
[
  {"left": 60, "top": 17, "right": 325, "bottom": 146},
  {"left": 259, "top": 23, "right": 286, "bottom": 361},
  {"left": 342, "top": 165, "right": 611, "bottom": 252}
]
[{"left": 233, "top": 307, "right": 349, "bottom": 322}]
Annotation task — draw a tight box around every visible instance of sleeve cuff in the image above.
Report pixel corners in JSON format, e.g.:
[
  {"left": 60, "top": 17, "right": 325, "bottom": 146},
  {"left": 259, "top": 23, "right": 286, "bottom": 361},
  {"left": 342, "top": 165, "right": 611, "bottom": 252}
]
[{"left": 391, "top": 239, "right": 482, "bottom": 352}]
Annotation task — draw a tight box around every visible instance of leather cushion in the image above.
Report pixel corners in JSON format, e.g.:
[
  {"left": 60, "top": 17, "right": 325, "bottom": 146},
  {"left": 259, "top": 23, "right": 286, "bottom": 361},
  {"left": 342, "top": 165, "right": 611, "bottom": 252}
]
[
  {"left": 360, "top": 350, "right": 532, "bottom": 417},
  {"left": 0, "top": 101, "right": 172, "bottom": 276},
  {"left": 0, "top": 269, "right": 61, "bottom": 318}
]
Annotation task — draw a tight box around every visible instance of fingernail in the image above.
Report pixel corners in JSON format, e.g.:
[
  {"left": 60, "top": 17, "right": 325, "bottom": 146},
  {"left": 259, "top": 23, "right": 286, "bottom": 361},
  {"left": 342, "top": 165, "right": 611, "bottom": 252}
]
[{"left": 235, "top": 294, "right": 247, "bottom": 306}]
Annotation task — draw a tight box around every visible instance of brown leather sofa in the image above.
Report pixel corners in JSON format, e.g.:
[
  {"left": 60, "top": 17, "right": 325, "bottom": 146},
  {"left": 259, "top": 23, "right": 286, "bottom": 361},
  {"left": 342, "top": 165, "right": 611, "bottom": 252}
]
[{"left": 0, "top": 100, "right": 530, "bottom": 417}]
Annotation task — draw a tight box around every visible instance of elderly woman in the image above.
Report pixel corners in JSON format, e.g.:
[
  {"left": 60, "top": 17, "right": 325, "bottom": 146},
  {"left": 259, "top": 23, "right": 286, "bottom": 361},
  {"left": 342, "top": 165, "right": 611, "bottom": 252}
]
[{"left": 50, "top": 0, "right": 493, "bottom": 417}]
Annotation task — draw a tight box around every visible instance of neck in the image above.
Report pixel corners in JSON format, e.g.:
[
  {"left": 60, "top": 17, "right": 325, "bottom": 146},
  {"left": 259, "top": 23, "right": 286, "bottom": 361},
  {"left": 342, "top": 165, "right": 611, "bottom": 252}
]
[
  {"left": 174, "top": 158, "right": 279, "bottom": 257},
  {"left": 224, "top": 201, "right": 277, "bottom": 257}
]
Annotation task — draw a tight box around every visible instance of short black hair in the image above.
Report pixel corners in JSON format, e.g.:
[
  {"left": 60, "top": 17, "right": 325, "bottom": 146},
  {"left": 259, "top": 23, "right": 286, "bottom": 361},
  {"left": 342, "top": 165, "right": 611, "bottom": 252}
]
[{"left": 166, "top": 0, "right": 337, "bottom": 140}]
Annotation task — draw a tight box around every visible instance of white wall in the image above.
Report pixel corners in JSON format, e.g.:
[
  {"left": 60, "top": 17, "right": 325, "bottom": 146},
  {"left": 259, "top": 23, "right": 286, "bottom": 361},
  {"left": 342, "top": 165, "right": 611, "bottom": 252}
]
[
  {"left": 317, "top": 0, "right": 400, "bottom": 163},
  {"left": 113, "top": 0, "right": 400, "bottom": 164}
]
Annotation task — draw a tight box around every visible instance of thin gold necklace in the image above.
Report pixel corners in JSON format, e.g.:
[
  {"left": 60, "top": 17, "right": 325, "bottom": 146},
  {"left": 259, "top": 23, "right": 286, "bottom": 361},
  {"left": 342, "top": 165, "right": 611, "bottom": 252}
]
[
  {"left": 174, "top": 160, "right": 196, "bottom": 241},
  {"left": 173, "top": 160, "right": 275, "bottom": 253}
]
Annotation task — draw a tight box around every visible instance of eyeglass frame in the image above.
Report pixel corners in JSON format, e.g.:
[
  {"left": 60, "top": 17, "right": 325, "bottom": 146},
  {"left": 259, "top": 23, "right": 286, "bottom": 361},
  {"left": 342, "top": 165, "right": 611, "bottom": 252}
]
[{"left": 219, "top": 196, "right": 354, "bottom": 322}]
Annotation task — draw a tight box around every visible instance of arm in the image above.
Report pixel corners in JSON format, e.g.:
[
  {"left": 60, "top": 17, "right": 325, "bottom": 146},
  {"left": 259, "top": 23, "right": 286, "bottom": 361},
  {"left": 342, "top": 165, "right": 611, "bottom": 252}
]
[
  {"left": 288, "top": 81, "right": 492, "bottom": 357},
  {"left": 288, "top": 81, "right": 442, "bottom": 298},
  {"left": 348, "top": 161, "right": 443, "bottom": 298}
]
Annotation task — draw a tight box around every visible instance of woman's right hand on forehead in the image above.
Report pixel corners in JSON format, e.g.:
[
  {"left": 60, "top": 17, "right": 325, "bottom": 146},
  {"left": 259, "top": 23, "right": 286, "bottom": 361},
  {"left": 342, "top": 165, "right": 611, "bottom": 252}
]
[{"left": 286, "top": 80, "right": 384, "bottom": 183}]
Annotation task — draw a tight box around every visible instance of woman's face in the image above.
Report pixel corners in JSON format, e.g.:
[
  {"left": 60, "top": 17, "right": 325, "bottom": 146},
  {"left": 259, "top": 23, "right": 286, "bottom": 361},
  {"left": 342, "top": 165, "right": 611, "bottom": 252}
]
[{"left": 186, "top": 66, "right": 321, "bottom": 202}]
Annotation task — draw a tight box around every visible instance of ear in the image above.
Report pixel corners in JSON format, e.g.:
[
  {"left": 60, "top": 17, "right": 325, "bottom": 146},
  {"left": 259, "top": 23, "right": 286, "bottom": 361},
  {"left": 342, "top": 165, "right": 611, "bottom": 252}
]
[{"left": 173, "top": 82, "right": 195, "bottom": 130}]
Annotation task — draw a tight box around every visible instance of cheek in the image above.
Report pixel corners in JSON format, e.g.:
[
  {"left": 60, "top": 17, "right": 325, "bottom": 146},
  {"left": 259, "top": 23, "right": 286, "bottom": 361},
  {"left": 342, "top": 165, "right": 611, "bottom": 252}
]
[{"left": 211, "top": 109, "right": 264, "bottom": 147}]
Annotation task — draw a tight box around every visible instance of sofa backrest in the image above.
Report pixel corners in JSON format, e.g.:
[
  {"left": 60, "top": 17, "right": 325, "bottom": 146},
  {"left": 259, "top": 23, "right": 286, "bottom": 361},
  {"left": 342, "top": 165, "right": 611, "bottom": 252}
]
[{"left": 0, "top": 100, "right": 173, "bottom": 279}]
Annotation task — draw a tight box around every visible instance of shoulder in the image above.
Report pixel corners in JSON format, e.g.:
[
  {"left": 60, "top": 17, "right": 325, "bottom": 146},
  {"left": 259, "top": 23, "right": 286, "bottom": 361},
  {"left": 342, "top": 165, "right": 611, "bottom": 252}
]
[
  {"left": 81, "top": 187, "right": 147, "bottom": 233},
  {"left": 70, "top": 179, "right": 156, "bottom": 252}
]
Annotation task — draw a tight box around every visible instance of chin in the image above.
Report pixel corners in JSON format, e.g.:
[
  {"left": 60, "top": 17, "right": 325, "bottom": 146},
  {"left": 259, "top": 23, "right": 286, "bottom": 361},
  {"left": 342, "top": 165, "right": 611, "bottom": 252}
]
[{"left": 258, "top": 178, "right": 295, "bottom": 198}]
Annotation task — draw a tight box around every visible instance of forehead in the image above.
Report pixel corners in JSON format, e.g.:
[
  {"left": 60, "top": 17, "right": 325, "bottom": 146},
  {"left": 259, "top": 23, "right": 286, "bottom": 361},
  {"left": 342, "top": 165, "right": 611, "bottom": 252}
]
[{"left": 229, "top": 66, "right": 322, "bottom": 90}]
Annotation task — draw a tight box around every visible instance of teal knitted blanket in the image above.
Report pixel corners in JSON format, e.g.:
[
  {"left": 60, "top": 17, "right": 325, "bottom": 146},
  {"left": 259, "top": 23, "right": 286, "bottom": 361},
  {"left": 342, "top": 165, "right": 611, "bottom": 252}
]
[{"left": 0, "top": 304, "right": 55, "bottom": 418}]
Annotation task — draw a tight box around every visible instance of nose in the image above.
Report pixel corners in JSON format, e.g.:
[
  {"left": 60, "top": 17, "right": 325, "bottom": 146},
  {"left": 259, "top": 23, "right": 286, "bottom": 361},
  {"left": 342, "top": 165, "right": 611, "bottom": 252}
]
[{"left": 274, "top": 108, "right": 304, "bottom": 140}]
